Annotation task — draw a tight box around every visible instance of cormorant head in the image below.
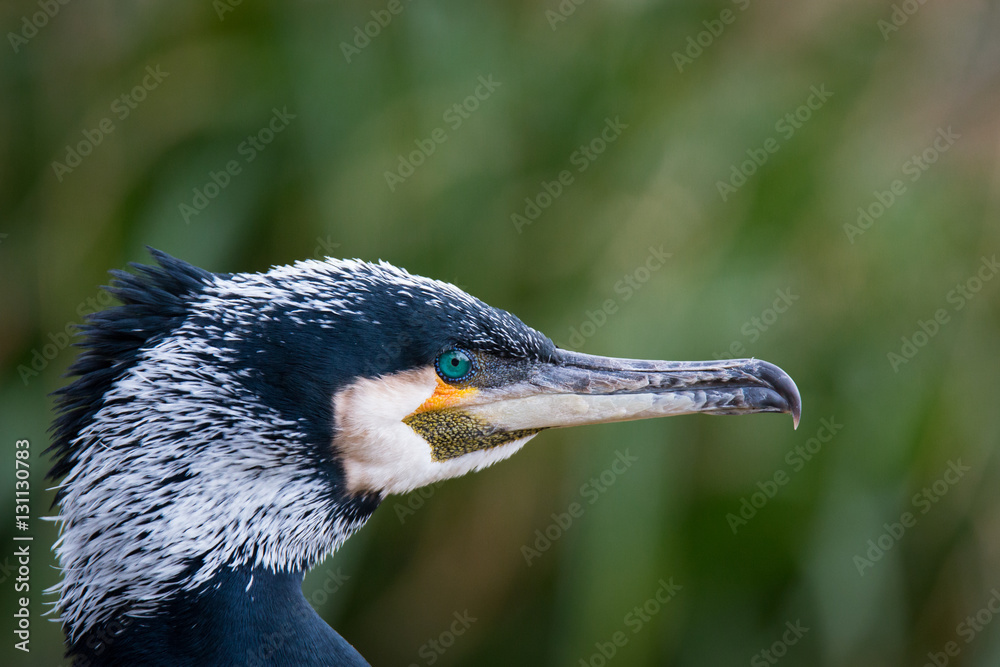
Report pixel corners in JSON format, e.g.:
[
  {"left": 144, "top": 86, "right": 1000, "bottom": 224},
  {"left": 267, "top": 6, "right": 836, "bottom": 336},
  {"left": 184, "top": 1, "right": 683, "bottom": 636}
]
[{"left": 48, "top": 249, "right": 800, "bottom": 645}]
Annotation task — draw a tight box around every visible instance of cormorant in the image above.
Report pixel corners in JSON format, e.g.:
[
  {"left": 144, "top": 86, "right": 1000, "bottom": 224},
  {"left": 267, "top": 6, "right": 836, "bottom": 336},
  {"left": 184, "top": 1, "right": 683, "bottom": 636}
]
[{"left": 49, "top": 249, "right": 801, "bottom": 666}]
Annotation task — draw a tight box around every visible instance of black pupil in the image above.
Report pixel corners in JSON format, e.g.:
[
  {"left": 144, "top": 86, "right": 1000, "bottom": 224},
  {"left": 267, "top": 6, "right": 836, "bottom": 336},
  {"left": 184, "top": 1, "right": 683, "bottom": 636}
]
[{"left": 450, "top": 358, "right": 459, "bottom": 366}]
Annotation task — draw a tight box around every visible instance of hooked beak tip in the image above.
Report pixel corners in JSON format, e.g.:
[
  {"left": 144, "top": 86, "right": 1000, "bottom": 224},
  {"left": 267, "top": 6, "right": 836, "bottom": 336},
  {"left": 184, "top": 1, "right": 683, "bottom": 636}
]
[{"left": 746, "top": 358, "right": 802, "bottom": 429}]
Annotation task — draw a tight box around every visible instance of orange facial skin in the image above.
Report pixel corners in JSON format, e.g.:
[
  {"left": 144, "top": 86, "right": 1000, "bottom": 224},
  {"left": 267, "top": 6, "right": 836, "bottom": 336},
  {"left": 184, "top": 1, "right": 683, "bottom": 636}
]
[{"left": 411, "top": 376, "right": 479, "bottom": 414}]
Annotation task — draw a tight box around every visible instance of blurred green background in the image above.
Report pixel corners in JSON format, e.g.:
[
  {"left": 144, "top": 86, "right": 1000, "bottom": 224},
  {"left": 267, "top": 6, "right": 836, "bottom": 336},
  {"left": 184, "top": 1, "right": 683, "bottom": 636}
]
[{"left": 2, "top": 0, "right": 999, "bottom": 665}]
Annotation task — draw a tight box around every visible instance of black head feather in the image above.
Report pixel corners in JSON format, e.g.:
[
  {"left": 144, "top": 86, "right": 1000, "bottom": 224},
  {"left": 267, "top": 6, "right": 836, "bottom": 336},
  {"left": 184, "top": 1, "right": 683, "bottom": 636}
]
[{"left": 47, "top": 249, "right": 214, "bottom": 487}]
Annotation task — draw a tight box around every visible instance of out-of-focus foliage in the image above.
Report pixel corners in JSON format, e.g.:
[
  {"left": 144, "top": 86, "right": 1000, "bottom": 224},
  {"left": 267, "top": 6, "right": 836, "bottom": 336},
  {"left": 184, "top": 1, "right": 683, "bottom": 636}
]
[{"left": 2, "top": 1, "right": 999, "bottom": 665}]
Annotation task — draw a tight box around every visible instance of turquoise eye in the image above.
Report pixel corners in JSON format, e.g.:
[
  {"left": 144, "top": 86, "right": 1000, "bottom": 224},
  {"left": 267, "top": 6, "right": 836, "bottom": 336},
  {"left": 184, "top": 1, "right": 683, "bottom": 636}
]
[{"left": 436, "top": 349, "right": 474, "bottom": 381}]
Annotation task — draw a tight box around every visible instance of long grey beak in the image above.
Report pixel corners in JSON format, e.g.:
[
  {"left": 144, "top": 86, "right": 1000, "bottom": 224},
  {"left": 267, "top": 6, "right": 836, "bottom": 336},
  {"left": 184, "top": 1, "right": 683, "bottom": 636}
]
[{"left": 462, "top": 349, "right": 801, "bottom": 431}]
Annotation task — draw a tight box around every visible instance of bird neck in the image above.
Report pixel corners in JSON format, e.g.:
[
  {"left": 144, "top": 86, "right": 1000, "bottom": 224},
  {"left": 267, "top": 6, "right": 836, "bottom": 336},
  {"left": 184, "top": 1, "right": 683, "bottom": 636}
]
[{"left": 68, "top": 565, "right": 369, "bottom": 667}]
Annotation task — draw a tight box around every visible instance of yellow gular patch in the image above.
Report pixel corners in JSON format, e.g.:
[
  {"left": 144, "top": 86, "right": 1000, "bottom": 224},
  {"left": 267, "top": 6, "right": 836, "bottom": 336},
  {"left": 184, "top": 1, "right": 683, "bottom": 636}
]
[{"left": 411, "top": 377, "right": 478, "bottom": 415}]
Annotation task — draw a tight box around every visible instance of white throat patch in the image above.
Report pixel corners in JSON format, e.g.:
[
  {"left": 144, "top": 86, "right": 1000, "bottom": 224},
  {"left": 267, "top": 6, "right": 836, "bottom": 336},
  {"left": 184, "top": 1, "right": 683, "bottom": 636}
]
[{"left": 334, "top": 367, "right": 537, "bottom": 496}]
